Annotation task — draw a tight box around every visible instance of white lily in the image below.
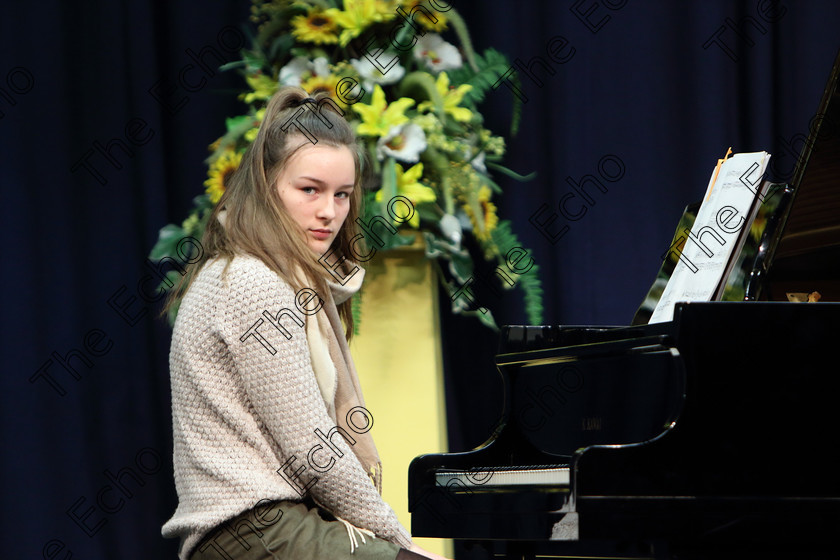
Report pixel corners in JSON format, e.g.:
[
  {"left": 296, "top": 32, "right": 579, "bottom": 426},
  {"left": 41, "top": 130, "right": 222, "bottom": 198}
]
[
  {"left": 469, "top": 151, "right": 487, "bottom": 173},
  {"left": 351, "top": 54, "right": 406, "bottom": 91},
  {"left": 414, "top": 33, "right": 462, "bottom": 72},
  {"left": 376, "top": 123, "right": 427, "bottom": 163},
  {"left": 279, "top": 56, "right": 331, "bottom": 86},
  {"left": 439, "top": 213, "right": 463, "bottom": 246}
]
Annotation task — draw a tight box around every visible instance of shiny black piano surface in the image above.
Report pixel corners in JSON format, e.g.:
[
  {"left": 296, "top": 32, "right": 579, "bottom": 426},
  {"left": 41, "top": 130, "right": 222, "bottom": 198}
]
[{"left": 410, "top": 303, "right": 840, "bottom": 558}]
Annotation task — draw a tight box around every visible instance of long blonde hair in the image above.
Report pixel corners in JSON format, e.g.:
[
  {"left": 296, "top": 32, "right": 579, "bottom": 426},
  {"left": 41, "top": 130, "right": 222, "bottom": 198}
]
[{"left": 164, "top": 87, "right": 366, "bottom": 338}]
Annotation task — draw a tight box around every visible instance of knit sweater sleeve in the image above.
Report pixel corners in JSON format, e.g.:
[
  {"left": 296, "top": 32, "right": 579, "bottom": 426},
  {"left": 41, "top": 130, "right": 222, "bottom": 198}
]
[{"left": 217, "top": 256, "right": 412, "bottom": 548}]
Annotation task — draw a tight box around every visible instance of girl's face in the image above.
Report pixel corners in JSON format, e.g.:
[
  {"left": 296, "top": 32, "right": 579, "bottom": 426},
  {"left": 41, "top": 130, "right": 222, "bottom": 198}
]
[{"left": 276, "top": 142, "right": 356, "bottom": 255}]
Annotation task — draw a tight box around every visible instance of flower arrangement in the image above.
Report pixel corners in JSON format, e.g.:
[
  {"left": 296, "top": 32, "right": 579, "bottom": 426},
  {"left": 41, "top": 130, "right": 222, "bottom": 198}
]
[{"left": 150, "top": 0, "right": 543, "bottom": 330}]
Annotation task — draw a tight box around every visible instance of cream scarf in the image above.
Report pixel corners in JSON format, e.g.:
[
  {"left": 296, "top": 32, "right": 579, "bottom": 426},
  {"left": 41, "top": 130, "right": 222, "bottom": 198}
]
[{"left": 303, "top": 269, "right": 387, "bottom": 551}]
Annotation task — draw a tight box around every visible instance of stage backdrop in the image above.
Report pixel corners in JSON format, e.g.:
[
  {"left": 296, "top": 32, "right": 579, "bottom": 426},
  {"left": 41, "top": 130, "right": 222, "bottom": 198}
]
[{"left": 2, "top": 1, "right": 839, "bottom": 559}]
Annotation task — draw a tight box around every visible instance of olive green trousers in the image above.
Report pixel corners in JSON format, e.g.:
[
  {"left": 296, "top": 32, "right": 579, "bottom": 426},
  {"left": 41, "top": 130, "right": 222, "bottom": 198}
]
[{"left": 189, "top": 499, "right": 401, "bottom": 560}]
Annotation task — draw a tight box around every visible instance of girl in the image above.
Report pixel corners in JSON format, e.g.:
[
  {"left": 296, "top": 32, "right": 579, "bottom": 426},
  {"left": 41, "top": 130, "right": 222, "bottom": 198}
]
[{"left": 161, "top": 87, "right": 447, "bottom": 560}]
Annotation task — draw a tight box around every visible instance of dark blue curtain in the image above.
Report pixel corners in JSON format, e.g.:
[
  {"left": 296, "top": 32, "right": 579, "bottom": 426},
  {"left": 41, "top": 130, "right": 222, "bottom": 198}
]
[{"left": 2, "top": 1, "right": 838, "bottom": 558}]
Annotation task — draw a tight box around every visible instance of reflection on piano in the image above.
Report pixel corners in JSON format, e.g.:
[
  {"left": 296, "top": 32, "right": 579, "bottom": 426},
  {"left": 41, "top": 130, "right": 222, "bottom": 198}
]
[{"left": 408, "top": 50, "right": 840, "bottom": 559}]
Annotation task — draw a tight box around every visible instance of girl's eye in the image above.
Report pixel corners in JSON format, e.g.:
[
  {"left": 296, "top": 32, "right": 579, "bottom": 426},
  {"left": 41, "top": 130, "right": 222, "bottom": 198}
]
[
  {"left": 336, "top": 191, "right": 350, "bottom": 199},
  {"left": 302, "top": 186, "right": 317, "bottom": 195}
]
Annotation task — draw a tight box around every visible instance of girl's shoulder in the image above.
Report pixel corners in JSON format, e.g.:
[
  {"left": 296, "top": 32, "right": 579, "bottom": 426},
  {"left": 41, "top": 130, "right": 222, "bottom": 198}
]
[
  {"left": 180, "top": 254, "right": 297, "bottom": 317},
  {"left": 178, "top": 254, "right": 300, "bottom": 335},
  {"left": 195, "top": 254, "right": 292, "bottom": 292},
  {"left": 225, "top": 254, "right": 294, "bottom": 295}
]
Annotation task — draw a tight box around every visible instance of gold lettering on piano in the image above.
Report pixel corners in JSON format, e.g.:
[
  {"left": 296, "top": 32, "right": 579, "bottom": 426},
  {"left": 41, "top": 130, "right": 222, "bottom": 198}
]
[{"left": 582, "top": 417, "right": 602, "bottom": 431}]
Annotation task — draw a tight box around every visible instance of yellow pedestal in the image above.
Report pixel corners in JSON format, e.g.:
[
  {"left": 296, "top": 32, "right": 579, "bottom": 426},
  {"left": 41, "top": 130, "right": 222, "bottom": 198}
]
[{"left": 350, "top": 242, "right": 452, "bottom": 558}]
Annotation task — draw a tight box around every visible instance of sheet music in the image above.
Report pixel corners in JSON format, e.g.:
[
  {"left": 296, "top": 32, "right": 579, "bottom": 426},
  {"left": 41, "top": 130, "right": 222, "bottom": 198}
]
[{"left": 649, "top": 152, "right": 771, "bottom": 324}]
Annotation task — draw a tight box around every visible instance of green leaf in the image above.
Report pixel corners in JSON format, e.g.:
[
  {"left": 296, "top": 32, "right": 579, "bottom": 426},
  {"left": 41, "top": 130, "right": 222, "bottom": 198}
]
[
  {"left": 268, "top": 33, "right": 295, "bottom": 61},
  {"left": 415, "top": 203, "right": 442, "bottom": 223},
  {"left": 378, "top": 232, "right": 416, "bottom": 251},
  {"left": 486, "top": 161, "right": 536, "bottom": 182},
  {"left": 470, "top": 308, "right": 499, "bottom": 331},
  {"left": 149, "top": 224, "right": 187, "bottom": 261},
  {"left": 192, "top": 193, "right": 214, "bottom": 212},
  {"left": 446, "top": 8, "right": 480, "bottom": 73},
  {"left": 444, "top": 280, "right": 498, "bottom": 330},
  {"left": 423, "top": 232, "right": 473, "bottom": 284},
  {"left": 206, "top": 115, "right": 257, "bottom": 163},
  {"left": 219, "top": 60, "right": 248, "bottom": 72},
  {"left": 381, "top": 157, "right": 398, "bottom": 203},
  {"left": 225, "top": 114, "right": 253, "bottom": 132},
  {"left": 480, "top": 173, "right": 503, "bottom": 195}
]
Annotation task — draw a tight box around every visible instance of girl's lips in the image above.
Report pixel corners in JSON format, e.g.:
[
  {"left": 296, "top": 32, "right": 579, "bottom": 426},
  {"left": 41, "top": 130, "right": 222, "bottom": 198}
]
[{"left": 310, "top": 229, "right": 332, "bottom": 240}]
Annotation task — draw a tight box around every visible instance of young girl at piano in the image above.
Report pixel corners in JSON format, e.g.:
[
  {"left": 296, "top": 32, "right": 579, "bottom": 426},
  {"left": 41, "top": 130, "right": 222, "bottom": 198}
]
[{"left": 160, "top": 87, "right": 449, "bottom": 560}]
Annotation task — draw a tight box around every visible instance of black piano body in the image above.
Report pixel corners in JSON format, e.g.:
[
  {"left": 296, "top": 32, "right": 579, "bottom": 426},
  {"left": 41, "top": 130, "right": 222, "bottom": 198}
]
[
  {"left": 408, "top": 49, "right": 840, "bottom": 559},
  {"left": 410, "top": 302, "right": 840, "bottom": 558}
]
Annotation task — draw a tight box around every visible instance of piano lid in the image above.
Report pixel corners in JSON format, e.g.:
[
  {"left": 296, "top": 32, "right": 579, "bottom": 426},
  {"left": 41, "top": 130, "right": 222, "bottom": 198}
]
[{"left": 760, "top": 48, "right": 840, "bottom": 297}]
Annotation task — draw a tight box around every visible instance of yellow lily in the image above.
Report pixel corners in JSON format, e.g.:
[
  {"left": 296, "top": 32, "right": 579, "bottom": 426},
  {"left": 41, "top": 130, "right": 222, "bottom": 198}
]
[
  {"left": 325, "top": 0, "right": 395, "bottom": 46},
  {"left": 376, "top": 162, "right": 437, "bottom": 228},
  {"left": 418, "top": 71, "right": 473, "bottom": 123},
  {"left": 243, "top": 108, "right": 266, "bottom": 142},
  {"left": 352, "top": 85, "right": 415, "bottom": 137}
]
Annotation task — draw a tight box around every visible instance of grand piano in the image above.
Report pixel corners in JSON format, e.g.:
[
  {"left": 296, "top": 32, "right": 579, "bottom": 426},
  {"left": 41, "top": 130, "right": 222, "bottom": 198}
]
[{"left": 408, "top": 49, "right": 840, "bottom": 559}]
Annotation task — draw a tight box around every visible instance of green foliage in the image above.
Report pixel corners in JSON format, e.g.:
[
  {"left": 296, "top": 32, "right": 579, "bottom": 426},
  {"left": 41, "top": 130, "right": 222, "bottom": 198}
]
[
  {"left": 447, "top": 48, "right": 509, "bottom": 105},
  {"left": 447, "top": 48, "right": 524, "bottom": 135},
  {"left": 490, "top": 220, "right": 544, "bottom": 325}
]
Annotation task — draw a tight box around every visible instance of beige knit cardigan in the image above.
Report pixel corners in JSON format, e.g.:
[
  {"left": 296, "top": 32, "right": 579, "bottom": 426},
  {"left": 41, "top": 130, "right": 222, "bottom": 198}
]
[{"left": 161, "top": 254, "right": 412, "bottom": 559}]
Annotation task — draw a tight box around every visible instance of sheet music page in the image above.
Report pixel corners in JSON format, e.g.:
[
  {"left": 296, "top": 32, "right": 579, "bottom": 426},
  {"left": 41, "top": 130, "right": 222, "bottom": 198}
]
[{"left": 648, "top": 151, "right": 771, "bottom": 324}]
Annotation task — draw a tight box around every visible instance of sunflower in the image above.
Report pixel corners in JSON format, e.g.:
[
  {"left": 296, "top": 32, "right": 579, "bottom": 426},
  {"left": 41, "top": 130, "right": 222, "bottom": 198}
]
[
  {"left": 290, "top": 7, "right": 340, "bottom": 45},
  {"left": 204, "top": 150, "right": 243, "bottom": 204},
  {"left": 463, "top": 184, "right": 499, "bottom": 242},
  {"left": 299, "top": 73, "right": 347, "bottom": 108}
]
